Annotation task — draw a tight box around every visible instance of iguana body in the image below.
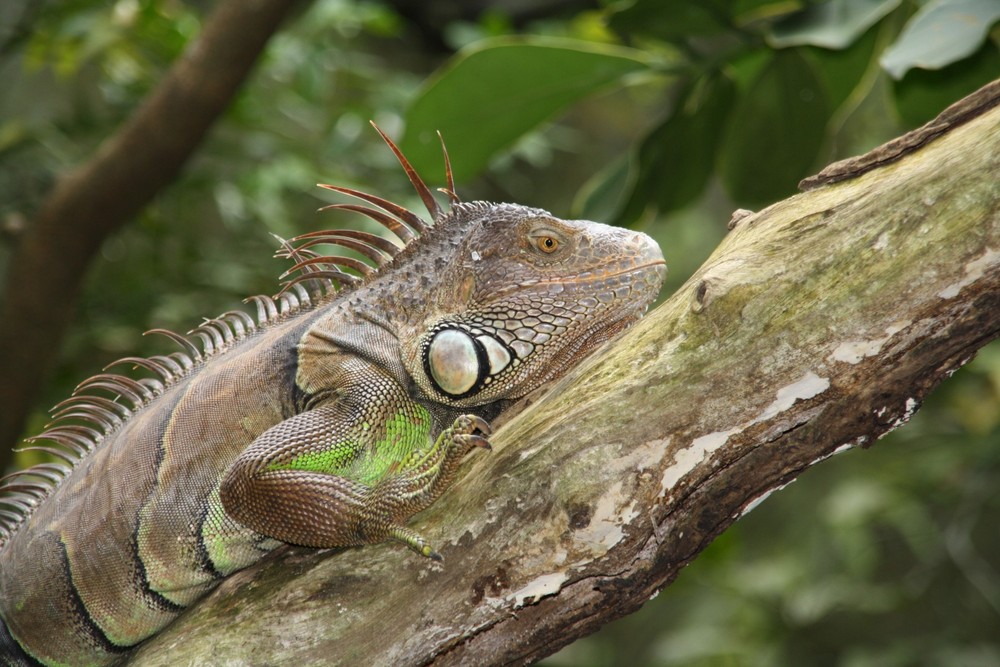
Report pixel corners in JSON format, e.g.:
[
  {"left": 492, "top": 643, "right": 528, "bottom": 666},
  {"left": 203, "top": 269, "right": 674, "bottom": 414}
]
[{"left": 0, "top": 128, "right": 665, "bottom": 666}]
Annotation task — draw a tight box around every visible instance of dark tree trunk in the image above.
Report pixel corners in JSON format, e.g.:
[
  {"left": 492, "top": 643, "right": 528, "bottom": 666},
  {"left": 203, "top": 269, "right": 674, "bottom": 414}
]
[{"left": 0, "top": 0, "right": 305, "bottom": 468}]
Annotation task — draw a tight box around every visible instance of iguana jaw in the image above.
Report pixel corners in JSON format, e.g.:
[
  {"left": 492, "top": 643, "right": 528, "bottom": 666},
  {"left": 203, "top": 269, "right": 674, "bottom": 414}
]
[{"left": 493, "top": 258, "right": 667, "bottom": 294}]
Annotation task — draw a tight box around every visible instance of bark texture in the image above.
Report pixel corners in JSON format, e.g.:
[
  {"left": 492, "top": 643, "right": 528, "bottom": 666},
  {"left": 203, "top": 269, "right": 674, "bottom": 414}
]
[
  {"left": 0, "top": 0, "right": 304, "bottom": 466},
  {"left": 129, "top": 80, "right": 1000, "bottom": 665}
]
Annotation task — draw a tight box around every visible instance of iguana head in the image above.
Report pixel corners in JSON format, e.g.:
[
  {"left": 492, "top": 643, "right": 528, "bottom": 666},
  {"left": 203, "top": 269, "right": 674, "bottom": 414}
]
[
  {"left": 404, "top": 200, "right": 665, "bottom": 407},
  {"left": 283, "top": 124, "right": 666, "bottom": 409}
]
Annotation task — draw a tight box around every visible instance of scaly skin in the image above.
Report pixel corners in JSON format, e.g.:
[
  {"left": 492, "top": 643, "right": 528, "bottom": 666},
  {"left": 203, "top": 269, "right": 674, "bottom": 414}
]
[{"left": 0, "top": 130, "right": 666, "bottom": 666}]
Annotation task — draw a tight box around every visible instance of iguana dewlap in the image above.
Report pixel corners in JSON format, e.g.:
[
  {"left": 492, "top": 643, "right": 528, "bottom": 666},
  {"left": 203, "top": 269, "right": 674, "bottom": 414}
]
[{"left": 0, "top": 126, "right": 665, "bottom": 666}]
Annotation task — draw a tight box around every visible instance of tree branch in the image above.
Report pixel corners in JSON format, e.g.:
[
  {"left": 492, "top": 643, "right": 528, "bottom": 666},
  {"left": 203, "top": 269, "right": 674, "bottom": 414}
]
[
  {"left": 0, "top": 0, "right": 304, "bottom": 465},
  {"left": 131, "top": 78, "right": 1000, "bottom": 665}
]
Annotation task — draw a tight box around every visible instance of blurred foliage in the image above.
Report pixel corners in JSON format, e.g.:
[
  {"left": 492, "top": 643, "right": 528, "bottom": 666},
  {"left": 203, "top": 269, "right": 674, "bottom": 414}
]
[
  {"left": 401, "top": 0, "right": 1000, "bottom": 215},
  {"left": 400, "top": 38, "right": 654, "bottom": 181},
  {"left": 1, "top": 0, "right": 998, "bottom": 663}
]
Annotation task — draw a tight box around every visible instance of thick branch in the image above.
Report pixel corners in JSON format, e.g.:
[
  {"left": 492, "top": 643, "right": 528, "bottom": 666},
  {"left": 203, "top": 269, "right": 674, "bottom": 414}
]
[
  {"left": 133, "top": 81, "right": 1000, "bottom": 665},
  {"left": 0, "top": 0, "right": 302, "bottom": 464}
]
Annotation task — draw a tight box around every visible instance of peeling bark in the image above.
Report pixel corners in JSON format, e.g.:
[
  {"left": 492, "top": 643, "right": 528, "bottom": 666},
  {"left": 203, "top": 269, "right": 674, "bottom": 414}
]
[{"left": 131, "top": 80, "right": 1000, "bottom": 665}]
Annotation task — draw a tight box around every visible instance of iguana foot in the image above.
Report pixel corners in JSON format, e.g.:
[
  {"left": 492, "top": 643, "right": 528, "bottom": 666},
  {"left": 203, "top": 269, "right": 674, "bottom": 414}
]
[
  {"left": 385, "top": 414, "right": 493, "bottom": 560},
  {"left": 450, "top": 413, "right": 492, "bottom": 451}
]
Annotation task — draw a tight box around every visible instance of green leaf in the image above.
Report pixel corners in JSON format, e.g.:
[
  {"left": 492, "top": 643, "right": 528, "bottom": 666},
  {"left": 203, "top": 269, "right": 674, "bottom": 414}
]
[
  {"left": 768, "top": 0, "right": 899, "bottom": 49},
  {"left": 617, "top": 71, "right": 736, "bottom": 223},
  {"left": 731, "top": 0, "right": 805, "bottom": 27},
  {"left": 726, "top": 48, "right": 774, "bottom": 91},
  {"left": 607, "top": 0, "right": 804, "bottom": 38},
  {"left": 893, "top": 41, "right": 1000, "bottom": 126},
  {"left": 881, "top": 0, "right": 1000, "bottom": 79},
  {"left": 399, "top": 37, "right": 652, "bottom": 182},
  {"left": 720, "top": 49, "right": 830, "bottom": 204},
  {"left": 801, "top": 19, "right": 882, "bottom": 115},
  {"left": 607, "top": 0, "right": 729, "bottom": 40},
  {"left": 574, "top": 155, "right": 635, "bottom": 223}
]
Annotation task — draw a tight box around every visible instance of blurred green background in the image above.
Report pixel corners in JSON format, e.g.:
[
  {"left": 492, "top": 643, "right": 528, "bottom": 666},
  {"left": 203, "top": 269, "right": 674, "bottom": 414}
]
[{"left": 1, "top": 0, "right": 998, "bottom": 664}]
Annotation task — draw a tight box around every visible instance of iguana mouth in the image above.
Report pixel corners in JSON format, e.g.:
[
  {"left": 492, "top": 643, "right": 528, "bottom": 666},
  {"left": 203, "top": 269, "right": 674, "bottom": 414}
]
[
  {"left": 482, "top": 259, "right": 667, "bottom": 299},
  {"left": 540, "top": 259, "right": 667, "bottom": 285},
  {"left": 487, "top": 259, "right": 666, "bottom": 298}
]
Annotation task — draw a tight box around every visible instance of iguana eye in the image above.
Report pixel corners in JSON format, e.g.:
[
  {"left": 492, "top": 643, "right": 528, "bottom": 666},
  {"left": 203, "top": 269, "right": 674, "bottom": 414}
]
[{"left": 536, "top": 236, "right": 559, "bottom": 253}]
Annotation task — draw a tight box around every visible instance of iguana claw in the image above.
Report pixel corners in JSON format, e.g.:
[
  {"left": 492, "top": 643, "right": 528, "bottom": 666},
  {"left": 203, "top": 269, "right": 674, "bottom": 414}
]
[
  {"left": 456, "top": 434, "right": 491, "bottom": 450},
  {"left": 453, "top": 414, "right": 492, "bottom": 437},
  {"left": 452, "top": 414, "right": 492, "bottom": 451},
  {"left": 468, "top": 415, "right": 492, "bottom": 436}
]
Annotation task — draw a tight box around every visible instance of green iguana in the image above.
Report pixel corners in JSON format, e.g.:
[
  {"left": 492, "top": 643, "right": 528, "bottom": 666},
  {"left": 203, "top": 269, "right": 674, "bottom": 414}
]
[{"left": 0, "top": 125, "right": 666, "bottom": 666}]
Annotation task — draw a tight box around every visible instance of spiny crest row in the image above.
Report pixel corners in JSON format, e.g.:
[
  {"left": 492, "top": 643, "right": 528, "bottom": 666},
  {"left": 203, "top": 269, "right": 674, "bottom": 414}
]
[
  {"left": 278, "top": 123, "right": 458, "bottom": 294},
  {"left": 0, "top": 122, "right": 459, "bottom": 544},
  {"left": 0, "top": 290, "right": 313, "bottom": 542}
]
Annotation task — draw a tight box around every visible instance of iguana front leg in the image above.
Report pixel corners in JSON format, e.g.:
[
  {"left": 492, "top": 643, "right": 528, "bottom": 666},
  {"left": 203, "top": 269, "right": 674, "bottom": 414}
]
[
  {"left": 369, "top": 414, "right": 491, "bottom": 558},
  {"left": 219, "top": 392, "right": 490, "bottom": 560}
]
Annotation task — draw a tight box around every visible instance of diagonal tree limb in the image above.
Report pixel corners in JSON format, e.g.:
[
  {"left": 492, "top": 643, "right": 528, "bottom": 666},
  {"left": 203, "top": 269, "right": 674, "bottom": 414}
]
[
  {"left": 131, "top": 80, "right": 1000, "bottom": 665},
  {"left": 0, "top": 0, "right": 305, "bottom": 467}
]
